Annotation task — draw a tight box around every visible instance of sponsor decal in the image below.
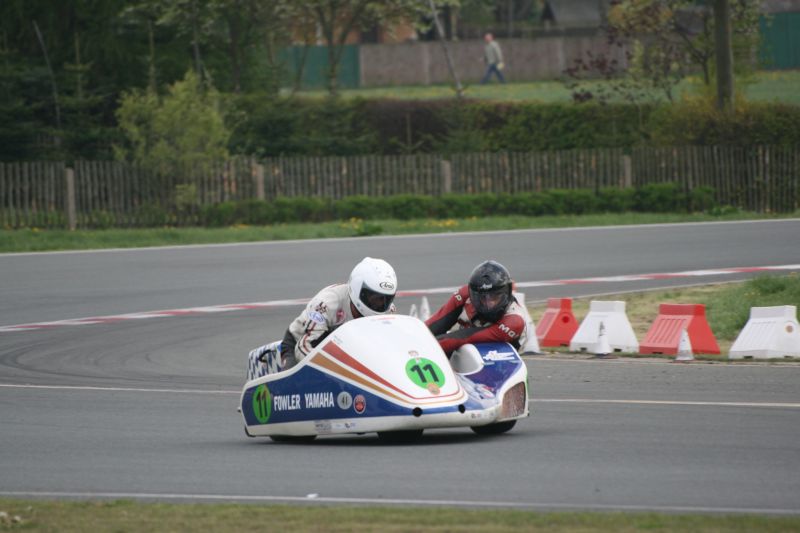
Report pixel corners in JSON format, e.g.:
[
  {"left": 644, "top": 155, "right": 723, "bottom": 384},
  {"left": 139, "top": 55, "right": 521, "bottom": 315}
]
[
  {"left": 408, "top": 350, "right": 419, "bottom": 358},
  {"left": 480, "top": 283, "right": 493, "bottom": 290},
  {"left": 314, "top": 302, "right": 328, "bottom": 314},
  {"left": 482, "top": 350, "right": 516, "bottom": 362},
  {"left": 335, "top": 309, "right": 345, "bottom": 323},
  {"left": 379, "top": 281, "right": 395, "bottom": 290},
  {"left": 273, "top": 393, "right": 301, "bottom": 411},
  {"left": 405, "top": 358, "right": 446, "bottom": 390},
  {"left": 354, "top": 394, "right": 366, "bottom": 414},
  {"left": 305, "top": 392, "right": 335, "bottom": 409},
  {"left": 455, "top": 292, "right": 463, "bottom": 302},
  {"left": 308, "top": 311, "right": 326, "bottom": 324},
  {"left": 314, "top": 420, "right": 333, "bottom": 434},
  {"left": 427, "top": 383, "right": 440, "bottom": 395},
  {"left": 337, "top": 391, "right": 353, "bottom": 410},
  {"left": 252, "top": 384, "right": 272, "bottom": 423},
  {"left": 498, "top": 323, "right": 517, "bottom": 338}
]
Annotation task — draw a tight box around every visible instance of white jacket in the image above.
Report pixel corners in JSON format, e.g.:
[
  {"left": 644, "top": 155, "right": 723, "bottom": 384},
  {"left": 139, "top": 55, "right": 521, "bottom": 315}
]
[{"left": 288, "top": 283, "right": 396, "bottom": 361}]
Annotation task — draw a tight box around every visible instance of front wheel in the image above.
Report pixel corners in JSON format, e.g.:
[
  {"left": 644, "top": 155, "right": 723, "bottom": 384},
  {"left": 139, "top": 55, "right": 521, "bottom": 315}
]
[
  {"left": 470, "top": 420, "right": 516, "bottom": 435},
  {"left": 377, "top": 430, "right": 424, "bottom": 443}
]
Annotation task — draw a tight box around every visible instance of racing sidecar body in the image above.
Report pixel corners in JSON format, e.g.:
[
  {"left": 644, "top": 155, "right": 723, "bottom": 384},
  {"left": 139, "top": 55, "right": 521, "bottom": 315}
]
[{"left": 240, "top": 314, "right": 528, "bottom": 440}]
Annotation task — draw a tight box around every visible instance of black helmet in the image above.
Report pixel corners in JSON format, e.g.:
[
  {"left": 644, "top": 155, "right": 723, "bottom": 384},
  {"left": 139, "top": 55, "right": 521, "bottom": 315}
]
[{"left": 468, "top": 260, "right": 513, "bottom": 323}]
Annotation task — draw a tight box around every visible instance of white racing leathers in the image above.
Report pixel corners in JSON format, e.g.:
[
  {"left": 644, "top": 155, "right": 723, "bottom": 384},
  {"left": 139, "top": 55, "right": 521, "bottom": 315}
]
[{"left": 282, "top": 283, "right": 396, "bottom": 366}]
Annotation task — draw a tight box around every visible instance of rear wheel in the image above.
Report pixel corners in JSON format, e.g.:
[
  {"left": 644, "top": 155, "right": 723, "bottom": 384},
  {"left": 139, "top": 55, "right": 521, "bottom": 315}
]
[
  {"left": 470, "top": 420, "right": 516, "bottom": 435},
  {"left": 269, "top": 434, "right": 317, "bottom": 443},
  {"left": 377, "top": 429, "right": 424, "bottom": 443}
]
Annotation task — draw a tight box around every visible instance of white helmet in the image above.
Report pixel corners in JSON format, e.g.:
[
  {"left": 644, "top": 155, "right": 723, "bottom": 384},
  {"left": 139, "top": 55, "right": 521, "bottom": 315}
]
[{"left": 348, "top": 257, "right": 397, "bottom": 317}]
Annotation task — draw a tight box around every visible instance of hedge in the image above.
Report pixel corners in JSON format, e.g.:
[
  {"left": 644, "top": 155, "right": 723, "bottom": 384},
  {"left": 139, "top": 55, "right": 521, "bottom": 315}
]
[
  {"left": 228, "top": 95, "right": 800, "bottom": 157},
  {"left": 197, "top": 184, "right": 718, "bottom": 227}
]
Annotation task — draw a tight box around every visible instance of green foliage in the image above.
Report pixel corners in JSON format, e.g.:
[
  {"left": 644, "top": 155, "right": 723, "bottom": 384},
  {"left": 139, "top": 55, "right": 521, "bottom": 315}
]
[
  {"left": 228, "top": 94, "right": 377, "bottom": 156},
  {"left": 648, "top": 97, "right": 800, "bottom": 146},
  {"left": 227, "top": 97, "right": 800, "bottom": 156},
  {"left": 193, "top": 185, "right": 717, "bottom": 228},
  {"left": 115, "top": 70, "right": 230, "bottom": 175}
]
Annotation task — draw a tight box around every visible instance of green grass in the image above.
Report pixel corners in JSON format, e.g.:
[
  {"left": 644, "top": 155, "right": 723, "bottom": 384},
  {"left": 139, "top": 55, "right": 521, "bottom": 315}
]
[
  {"left": 1, "top": 211, "right": 794, "bottom": 253},
  {"left": 291, "top": 70, "right": 800, "bottom": 105},
  {"left": 1, "top": 499, "right": 799, "bottom": 532},
  {"left": 540, "top": 274, "right": 800, "bottom": 358}
]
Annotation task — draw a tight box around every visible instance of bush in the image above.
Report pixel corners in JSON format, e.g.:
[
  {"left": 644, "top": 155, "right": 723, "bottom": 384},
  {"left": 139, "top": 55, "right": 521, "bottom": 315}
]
[
  {"left": 634, "top": 183, "right": 687, "bottom": 212},
  {"left": 185, "top": 184, "right": 714, "bottom": 227}
]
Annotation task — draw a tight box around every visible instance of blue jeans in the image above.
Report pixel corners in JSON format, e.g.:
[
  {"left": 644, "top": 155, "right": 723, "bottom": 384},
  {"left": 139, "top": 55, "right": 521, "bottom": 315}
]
[{"left": 481, "top": 63, "right": 505, "bottom": 84}]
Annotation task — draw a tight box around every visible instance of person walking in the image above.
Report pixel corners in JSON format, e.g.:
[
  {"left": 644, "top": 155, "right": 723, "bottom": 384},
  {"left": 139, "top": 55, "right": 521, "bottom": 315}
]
[{"left": 481, "top": 32, "right": 505, "bottom": 84}]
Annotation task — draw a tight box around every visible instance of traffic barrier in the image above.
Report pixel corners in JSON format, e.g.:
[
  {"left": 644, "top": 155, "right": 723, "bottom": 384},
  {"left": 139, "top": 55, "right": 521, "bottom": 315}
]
[
  {"left": 639, "top": 304, "right": 720, "bottom": 355},
  {"left": 675, "top": 329, "right": 694, "bottom": 362},
  {"left": 729, "top": 305, "right": 800, "bottom": 359},
  {"left": 514, "top": 292, "right": 541, "bottom": 355},
  {"left": 536, "top": 298, "right": 579, "bottom": 347},
  {"left": 569, "top": 300, "right": 639, "bottom": 354}
]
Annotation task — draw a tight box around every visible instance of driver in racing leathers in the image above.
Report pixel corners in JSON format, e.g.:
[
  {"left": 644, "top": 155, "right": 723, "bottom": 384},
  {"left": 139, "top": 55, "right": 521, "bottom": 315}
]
[
  {"left": 254, "top": 257, "right": 397, "bottom": 372},
  {"left": 425, "top": 260, "right": 526, "bottom": 357}
]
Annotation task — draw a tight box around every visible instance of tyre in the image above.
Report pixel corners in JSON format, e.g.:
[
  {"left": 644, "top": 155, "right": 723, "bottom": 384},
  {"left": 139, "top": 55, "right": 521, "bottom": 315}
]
[
  {"left": 377, "top": 429, "right": 424, "bottom": 443},
  {"left": 470, "top": 420, "right": 516, "bottom": 435},
  {"left": 269, "top": 434, "right": 318, "bottom": 443}
]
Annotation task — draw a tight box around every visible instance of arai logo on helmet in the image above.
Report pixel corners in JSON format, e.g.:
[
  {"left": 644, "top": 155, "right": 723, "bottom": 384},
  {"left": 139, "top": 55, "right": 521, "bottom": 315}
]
[
  {"left": 379, "top": 281, "right": 395, "bottom": 290},
  {"left": 480, "top": 283, "right": 493, "bottom": 290}
]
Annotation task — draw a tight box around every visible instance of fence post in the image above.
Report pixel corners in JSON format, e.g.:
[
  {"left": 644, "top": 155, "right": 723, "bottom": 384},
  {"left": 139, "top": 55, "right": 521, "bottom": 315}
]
[
  {"left": 622, "top": 154, "right": 633, "bottom": 188},
  {"left": 440, "top": 158, "right": 452, "bottom": 194},
  {"left": 65, "top": 167, "right": 77, "bottom": 231},
  {"left": 253, "top": 162, "right": 265, "bottom": 201}
]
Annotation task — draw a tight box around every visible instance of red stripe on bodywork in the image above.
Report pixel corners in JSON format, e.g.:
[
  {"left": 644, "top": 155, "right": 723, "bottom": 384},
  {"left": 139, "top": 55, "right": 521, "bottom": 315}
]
[{"left": 321, "top": 341, "right": 463, "bottom": 401}]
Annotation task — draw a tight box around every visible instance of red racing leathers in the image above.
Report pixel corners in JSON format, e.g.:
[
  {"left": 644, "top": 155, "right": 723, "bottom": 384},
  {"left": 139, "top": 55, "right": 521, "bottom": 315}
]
[{"left": 425, "top": 285, "right": 526, "bottom": 356}]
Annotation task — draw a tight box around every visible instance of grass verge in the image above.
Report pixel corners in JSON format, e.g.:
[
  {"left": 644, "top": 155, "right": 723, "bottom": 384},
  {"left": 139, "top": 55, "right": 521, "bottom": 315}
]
[
  {"left": 2, "top": 499, "right": 799, "bottom": 532},
  {"left": 530, "top": 273, "right": 800, "bottom": 359},
  {"left": 291, "top": 70, "right": 800, "bottom": 105},
  {"left": 1, "top": 211, "right": 793, "bottom": 253}
]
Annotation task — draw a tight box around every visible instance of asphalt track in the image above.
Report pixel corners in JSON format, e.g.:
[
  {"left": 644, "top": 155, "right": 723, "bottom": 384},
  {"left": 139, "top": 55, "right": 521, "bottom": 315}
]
[{"left": 1, "top": 219, "right": 799, "bottom": 514}]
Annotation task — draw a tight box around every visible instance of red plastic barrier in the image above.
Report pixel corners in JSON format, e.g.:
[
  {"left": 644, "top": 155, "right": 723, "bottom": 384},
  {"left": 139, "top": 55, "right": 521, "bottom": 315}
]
[
  {"left": 536, "top": 298, "right": 579, "bottom": 347},
  {"left": 640, "top": 303, "right": 721, "bottom": 355}
]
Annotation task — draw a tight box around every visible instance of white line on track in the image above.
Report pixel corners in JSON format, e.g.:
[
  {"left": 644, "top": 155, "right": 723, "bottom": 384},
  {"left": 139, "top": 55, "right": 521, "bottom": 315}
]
[
  {"left": 2, "top": 383, "right": 799, "bottom": 409},
  {"left": 2, "top": 263, "right": 799, "bottom": 334},
  {"left": 0, "top": 490, "right": 797, "bottom": 515}
]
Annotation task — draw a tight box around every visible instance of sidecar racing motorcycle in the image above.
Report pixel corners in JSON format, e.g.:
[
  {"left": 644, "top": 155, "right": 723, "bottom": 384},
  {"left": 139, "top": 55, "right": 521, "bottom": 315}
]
[{"left": 239, "top": 314, "right": 529, "bottom": 442}]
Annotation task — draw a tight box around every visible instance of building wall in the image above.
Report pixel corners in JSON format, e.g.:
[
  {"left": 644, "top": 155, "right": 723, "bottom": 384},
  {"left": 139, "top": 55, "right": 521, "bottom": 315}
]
[{"left": 359, "top": 36, "right": 629, "bottom": 87}]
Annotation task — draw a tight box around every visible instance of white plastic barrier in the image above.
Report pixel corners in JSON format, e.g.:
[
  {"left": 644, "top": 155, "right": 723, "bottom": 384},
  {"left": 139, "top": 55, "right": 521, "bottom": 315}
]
[
  {"left": 729, "top": 305, "right": 800, "bottom": 359},
  {"left": 514, "top": 292, "right": 541, "bottom": 355},
  {"left": 569, "top": 300, "right": 639, "bottom": 354}
]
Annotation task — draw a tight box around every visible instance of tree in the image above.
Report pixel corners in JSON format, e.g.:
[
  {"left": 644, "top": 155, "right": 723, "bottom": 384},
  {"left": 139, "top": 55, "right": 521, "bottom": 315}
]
[
  {"left": 115, "top": 70, "right": 230, "bottom": 176},
  {"left": 565, "top": 0, "right": 760, "bottom": 104}
]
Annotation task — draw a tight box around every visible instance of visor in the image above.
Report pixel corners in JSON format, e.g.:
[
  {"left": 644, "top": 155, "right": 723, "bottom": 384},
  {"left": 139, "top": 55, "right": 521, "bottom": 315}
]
[{"left": 360, "top": 286, "right": 394, "bottom": 313}]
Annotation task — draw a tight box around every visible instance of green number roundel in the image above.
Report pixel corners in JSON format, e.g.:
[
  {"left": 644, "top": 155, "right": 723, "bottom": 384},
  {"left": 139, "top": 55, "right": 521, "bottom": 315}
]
[
  {"left": 405, "top": 358, "right": 445, "bottom": 389},
  {"left": 252, "top": 384, "right": 272, "bottom": 423}
]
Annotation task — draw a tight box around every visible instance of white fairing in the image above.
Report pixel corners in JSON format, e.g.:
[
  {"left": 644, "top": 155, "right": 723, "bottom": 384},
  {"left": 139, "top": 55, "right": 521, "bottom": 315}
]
[
  {"left": 241, "top": 314, "right": 529, "bottom": 438},
  {"left": 324, "top": 315, "right": 463, "bottom": 403}
]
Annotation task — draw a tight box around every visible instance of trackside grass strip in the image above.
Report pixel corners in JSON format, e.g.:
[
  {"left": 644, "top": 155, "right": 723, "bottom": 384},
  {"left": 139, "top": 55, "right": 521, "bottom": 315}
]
[
  {"left": 0, "top": 212, "right": 793, "bottom": 253},
  {"left": 1, "top": 499, "right": 799, "bottom": 532}
]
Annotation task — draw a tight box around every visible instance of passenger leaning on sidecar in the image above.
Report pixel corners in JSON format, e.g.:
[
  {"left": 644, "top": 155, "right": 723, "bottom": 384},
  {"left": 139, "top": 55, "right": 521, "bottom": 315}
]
[
  {"left": 425, "top": 260, "right": 525, "bottom": 357},
  {"left": 251, "top": 257, "right": 397, "bottom": 373}
]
